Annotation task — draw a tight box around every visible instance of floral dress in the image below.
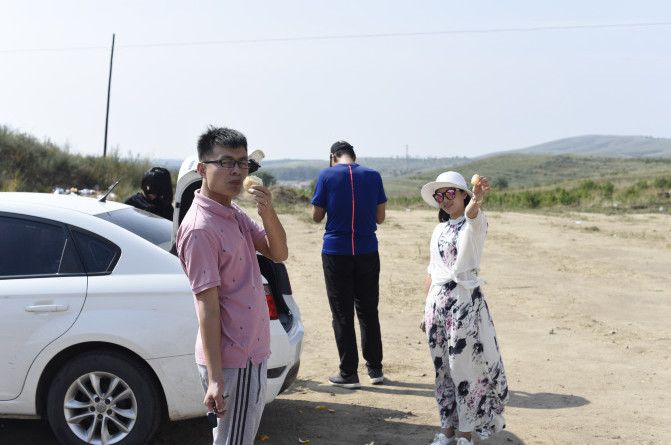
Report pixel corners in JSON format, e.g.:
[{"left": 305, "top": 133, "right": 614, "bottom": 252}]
[{"left": 424, "top": 212, "right": 508, "bottom": 438}]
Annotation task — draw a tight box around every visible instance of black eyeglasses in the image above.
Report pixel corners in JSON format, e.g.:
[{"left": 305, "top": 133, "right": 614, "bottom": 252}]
[
  {"left": 202, "top": 158, "right": 250, "bottom": 170},
  {"left": 433, "top": 188, "right": 458, "bottom": 203}
]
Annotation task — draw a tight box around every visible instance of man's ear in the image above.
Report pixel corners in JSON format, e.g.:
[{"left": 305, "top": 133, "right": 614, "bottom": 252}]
[{"left": 196, "top": 162, "right": 206, "bottom": 178}]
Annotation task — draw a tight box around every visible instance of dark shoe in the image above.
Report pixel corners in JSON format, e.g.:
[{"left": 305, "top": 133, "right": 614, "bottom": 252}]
[
  {"left": 328, "top": 372, "right": 361, "bottom": 389},
  {"left": 368, "top": 368, "right": 384, "bottom": 385}
]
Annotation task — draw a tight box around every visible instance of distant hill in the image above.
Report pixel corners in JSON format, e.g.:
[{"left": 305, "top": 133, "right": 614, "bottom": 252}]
[
  {"left": 153, "top": 135, "right": 671, "bottom": 183},
  {"left": 149, "top": 156, "right": 467, "bottom": 183},
  {"left": 508, "top": 135, "right": 671, "bottom": 158},
  {"left": 385, "top": 153, "right": 671, "bottom": 196},
  {"left": 261, "top": 156, "right": 467, "bottom": 182},
  {"left": 384, "top": 152, "right": 671, "bottom": 214}
]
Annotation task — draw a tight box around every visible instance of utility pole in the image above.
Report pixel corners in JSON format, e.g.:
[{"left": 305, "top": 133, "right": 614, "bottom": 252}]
[
  {"left": 103, "top": 33, "right": 115, "bottom": 157},
  {"left": 405, "top": 144, "right": 409, "bottom": 171}
]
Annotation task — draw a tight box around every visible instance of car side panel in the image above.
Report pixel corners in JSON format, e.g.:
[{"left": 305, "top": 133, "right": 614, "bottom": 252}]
[
  {"left": 0, "top": 273, "right": 196, "bottom": 416},
  {"left": 77, "top": 274, "right": 197, "bottom": 358},
  {"left": 0, "top": 277, "right": 87, "bottom": 401},
  {"left": 146, "top": 355, "right": 204, "bottom": 420}
]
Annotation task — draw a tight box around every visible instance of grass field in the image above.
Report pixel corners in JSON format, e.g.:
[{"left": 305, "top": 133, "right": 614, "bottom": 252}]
[
  {"left": 385, "top": 153, "right": 671, "bottom": 192},
  {"left": 383, "top": 154, "right": 671, "bottom": 213}
]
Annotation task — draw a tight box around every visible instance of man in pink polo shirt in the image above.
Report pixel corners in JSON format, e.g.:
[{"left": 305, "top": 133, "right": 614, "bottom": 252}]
[{"left": 176, "top": 126, "right": 288, "bottom": 445}]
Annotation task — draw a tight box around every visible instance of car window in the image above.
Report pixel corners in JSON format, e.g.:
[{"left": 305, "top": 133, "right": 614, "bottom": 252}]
[
  {"left": 0, "top": 215, "right": 83, "bottom": 277},
  {"left": 97, "top": 207, "right": 172, "bottom": 251},
  {"left": 59, "top": 236, "right": 86, "bottom": 274},
  {"left": 70, "top": 229, "right": 120, "bottom": 274}
]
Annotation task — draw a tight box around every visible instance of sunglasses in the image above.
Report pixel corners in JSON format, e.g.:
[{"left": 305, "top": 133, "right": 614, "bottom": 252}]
[{"left": 433, "top": 188, "right": 458, "bottom": 203}]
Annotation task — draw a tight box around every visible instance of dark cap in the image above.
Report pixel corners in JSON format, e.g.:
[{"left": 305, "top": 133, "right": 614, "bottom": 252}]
[{"left": 330, "top": 140, "right": 354, "bottom": 154}]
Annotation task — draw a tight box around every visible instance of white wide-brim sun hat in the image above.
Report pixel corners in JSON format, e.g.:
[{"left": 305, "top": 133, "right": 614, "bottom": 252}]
[{"left": 420, "top": 171, "right": 474, "bottom": 208}]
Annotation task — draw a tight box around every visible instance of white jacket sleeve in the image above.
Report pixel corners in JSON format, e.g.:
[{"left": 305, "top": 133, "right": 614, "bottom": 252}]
[{"left": 453, "top": 210, "right": 487, "bottom": 286}]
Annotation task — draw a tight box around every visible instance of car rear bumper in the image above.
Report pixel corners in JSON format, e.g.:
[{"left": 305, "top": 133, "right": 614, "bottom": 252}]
[{"left": 265, "top": 313, "right": 304, "bottom": 403}]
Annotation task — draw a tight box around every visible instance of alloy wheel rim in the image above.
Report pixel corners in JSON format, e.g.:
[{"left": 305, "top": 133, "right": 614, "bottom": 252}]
[{"left": 63, "top": 371, "right": 138, "bottom": 445}]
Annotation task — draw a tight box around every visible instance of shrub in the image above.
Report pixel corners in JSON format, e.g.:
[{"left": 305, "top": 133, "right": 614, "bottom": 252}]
[
  {"left": 255, "top": 171, "right": 277, "bottom": 187},
  {"left": 653, "top": 177, "right": 671, "bottom": 189},
  {"left": 521, "top": 191, "right": 541, "bottom": 208},
  {"left": 635, "top": 180, "right": 649, "bottom": 190},
  {"left": 0, "top": 126, "right": 153, "bottom": 197},
  {"left": 493, "top": 177, "right": 509, "bottom": 190}
]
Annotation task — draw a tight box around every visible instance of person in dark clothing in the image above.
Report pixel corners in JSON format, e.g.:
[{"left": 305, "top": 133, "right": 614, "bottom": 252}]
[
  {"left": 125, "top": 167, "right": 174, "bottom": 220},
  {"left": 311, "top": 140, "right": 387, "bottom": 388}
]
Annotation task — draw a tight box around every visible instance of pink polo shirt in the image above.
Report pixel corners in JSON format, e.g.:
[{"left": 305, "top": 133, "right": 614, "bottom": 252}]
[{"left": 176, "top": 190, "right": 270, "bottom": 369}]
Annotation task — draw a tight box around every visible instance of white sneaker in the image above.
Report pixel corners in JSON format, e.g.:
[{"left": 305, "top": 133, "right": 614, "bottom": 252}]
[
  {"left": 455, "top": 437, "right": 474, "bottom": 445},
  {"left": 492, "top": 413, "right": 506, "bottom": 432},
  {"left": 430, "top": 433, "right": 456, "bottom": 445}
]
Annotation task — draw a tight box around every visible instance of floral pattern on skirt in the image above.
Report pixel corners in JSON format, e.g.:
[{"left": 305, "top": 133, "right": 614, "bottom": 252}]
[{"left": 424, "top": 219, "right": 508, "bottom": 438}]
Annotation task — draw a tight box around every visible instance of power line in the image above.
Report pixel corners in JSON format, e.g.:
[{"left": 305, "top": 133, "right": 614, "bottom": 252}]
[
  {"left": 0, "top": 44, "right": 107, "bottom": 54},
  {"left": 2, "top": 21, "right": 671, "bottom": 54}
]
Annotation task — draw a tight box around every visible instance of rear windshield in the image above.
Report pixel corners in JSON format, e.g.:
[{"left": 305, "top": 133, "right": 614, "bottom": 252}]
[{"left": 96, "top": 207, "right": 172, "bottom": 251}]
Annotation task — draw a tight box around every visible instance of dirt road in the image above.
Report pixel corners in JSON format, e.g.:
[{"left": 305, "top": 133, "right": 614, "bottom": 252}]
[{"left": 2, "top": 208, "right": 669, "bottom": 444}]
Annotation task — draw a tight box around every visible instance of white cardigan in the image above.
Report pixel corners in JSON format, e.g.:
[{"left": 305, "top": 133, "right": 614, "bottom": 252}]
[{"left": 426, "top": 210, "right": 488, "bottom": 290}]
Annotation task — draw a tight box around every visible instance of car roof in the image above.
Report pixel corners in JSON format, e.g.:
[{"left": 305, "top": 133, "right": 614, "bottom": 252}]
[{"left": 0, "top": 192, "right": 129, "bottom": 215}]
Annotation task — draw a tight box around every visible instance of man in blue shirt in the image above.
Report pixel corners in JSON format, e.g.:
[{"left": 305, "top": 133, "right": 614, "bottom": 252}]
[{"left": 311, "top": 140, "right": 387, "bottom": 388}]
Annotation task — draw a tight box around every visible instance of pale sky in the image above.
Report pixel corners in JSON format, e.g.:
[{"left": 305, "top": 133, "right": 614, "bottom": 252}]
[{"left": 1, "top": 1, "right": 670, "bottom": 160}]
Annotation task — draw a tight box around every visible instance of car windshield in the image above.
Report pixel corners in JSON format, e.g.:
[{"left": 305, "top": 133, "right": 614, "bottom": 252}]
[{"left": 96, "top": 207, "right": 173, "bottom": 252}]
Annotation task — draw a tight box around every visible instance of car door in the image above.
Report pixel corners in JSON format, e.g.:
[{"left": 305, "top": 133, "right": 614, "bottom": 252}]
[{"left": 0, "top": 214, "right": 88, "bottom": 400}]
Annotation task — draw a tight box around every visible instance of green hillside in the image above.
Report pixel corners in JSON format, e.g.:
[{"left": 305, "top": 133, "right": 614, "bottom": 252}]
[
  {"left": 385, "top": 153, "right": 671, "bottom": 213},
  {"left": 0, "top": 126, "right": 153, "bottom": 198},
  {"left": 263, "top": 135, "right": 671, "bottom": 183},
  {"left": 393, "top": 153, "right": 671, "bottom": 192},
  {"left": 3, "top": 125, "right": 669, "bottom": 214}
]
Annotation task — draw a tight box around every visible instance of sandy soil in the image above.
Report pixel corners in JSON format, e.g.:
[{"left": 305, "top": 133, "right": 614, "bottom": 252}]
[{"left": 3, "top": 208, "right": 670, "bottom": 444}]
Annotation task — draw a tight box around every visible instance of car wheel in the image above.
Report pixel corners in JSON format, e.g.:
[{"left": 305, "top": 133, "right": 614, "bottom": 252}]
[{"left": 46, "top": 350, "right": 162, "bottom": 445}]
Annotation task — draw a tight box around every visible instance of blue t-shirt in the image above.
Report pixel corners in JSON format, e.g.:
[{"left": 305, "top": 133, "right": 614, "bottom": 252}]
[{"left": 311, "top": 163, "right": 387, "bottom": 255}]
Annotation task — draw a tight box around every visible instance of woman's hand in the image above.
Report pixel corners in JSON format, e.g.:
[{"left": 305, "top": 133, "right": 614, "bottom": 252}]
[
  {"left": 472, "top": 176, "right": 491, "bottom": 204},
  {"left": 466, "top": 176, "right": 491, "bottom": 219}
]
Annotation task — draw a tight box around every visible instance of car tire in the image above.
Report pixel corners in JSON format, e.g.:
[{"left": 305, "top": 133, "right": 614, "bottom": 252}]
[{"left": 46, "top": 350, "right": 162, "bottom": 445}]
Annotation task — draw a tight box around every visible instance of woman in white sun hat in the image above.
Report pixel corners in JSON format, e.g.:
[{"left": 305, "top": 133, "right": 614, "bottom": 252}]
[{"left": 420, "top": 171, "right": 508, "bottom": 445}]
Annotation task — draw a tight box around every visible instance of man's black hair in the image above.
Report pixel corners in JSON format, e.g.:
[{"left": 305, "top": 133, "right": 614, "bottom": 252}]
[
  {"left": 197, "top": 126, "right": 248, "bottom": 160},
  {"left": 330, "top": 140, "right": 356, "bottom": 161}
]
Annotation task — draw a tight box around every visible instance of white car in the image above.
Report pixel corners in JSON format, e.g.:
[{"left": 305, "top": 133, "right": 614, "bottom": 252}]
[{"left": 0, "top": 191, "right": 303, "bottom": 445}]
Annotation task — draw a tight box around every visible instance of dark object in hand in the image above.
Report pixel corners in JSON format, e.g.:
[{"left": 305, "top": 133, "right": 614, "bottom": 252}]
[
  {"left": 207, "top": 411, "right": 218, "bottom": 428},
  {"left": 248, "top": 159, "right": 260, "bottom": 174}
]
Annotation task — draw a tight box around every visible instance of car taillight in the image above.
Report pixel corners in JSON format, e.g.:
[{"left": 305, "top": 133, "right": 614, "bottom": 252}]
[{"left": 264, "top": 284, "right": 279, "bottom": 320}]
